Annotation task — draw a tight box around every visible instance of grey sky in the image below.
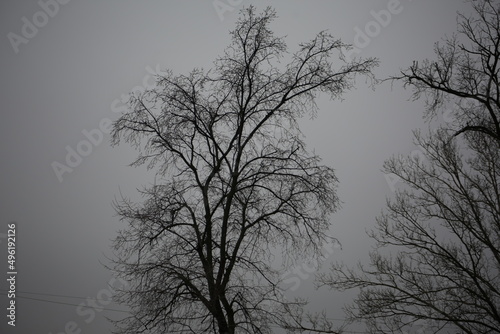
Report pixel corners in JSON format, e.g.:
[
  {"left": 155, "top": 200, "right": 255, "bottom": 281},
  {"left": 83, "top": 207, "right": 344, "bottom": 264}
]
[{"left": 0, "top": 1, "right": 471, "bottom": 333}]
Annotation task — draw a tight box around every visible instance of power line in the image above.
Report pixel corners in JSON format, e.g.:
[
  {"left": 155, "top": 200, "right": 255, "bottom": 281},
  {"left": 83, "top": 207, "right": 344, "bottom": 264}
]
[
  {"left": 0, "top": 288, "right": 108, "bottom": 301},
  {"left": 0, "top": 292, "right": 129, "bottom": 313},
  {"left": 0, "top": 290, "right": 457, "bottom": 333},
  {"left": 0, "top": 290, "right": 361, "bottom": 331}
]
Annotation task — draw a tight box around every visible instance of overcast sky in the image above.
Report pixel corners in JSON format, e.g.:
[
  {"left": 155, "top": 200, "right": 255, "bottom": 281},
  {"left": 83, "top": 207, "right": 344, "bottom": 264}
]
[{"left": 0, "top": 1, "right": 472, "bottom": 333}]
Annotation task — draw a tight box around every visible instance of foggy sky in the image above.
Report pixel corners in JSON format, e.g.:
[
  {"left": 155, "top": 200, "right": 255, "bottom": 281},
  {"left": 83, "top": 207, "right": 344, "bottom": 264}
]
[{"left": 0, "top": 1, "right": 470, "bottom": 333}]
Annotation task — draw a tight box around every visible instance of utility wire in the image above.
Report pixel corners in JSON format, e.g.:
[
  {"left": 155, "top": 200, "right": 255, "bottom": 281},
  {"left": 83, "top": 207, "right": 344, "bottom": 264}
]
[
  {"left": 0, "top": 288, "right": 110, "bottom": 301},
  {"left": 0, "top": 292, "right": 129, "bottom": 313},
  {"left": 0, "top": 290, "right": 457, "bottom": 333}
]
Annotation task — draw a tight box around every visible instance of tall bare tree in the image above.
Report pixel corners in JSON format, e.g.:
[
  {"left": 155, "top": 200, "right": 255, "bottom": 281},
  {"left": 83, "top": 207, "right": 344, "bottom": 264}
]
[
  {"left": 109, "top": 7, "right": 376, "bottom": 334},
  {"left": 396, "top": 0, "right": 500, "bottom": 145},
  {"left": 322, "top": 1, "right": 500, "bottom": 333}
]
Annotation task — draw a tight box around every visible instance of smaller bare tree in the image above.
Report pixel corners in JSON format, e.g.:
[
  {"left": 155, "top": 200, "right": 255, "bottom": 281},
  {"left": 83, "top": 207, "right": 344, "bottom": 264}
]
[
  {"left": 321, "top": 2, "right": 500, "bottom": 332},
  {"left": 321, "top": 128, "right": 500, "bottom": 334},
  {"left": 395, "top": 0, "right": 500, "bottom": 145}
]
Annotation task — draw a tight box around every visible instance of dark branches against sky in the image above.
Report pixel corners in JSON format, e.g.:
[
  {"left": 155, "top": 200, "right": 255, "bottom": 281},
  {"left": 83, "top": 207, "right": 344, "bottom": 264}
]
[
  {"left": 395, "top": 0, "right": 500, "bottom": 145},
  {"left": 323, "top": 1, "right": 500, "bottom": 333},
  {"left": 109, "top": 6, "right": 376, "bottom": 334}
]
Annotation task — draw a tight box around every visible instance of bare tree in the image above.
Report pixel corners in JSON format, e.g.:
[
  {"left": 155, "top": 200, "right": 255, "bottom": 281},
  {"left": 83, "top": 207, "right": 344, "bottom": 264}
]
[
  {"left": 109, "top": 7, "right": 376, "bottom": 334},
  {"left": 395, "top": 0, "right": 500, "bottom": 145},
  {"left": 321, "top": 2, "right": 500, "bottom": 332},
  {"left": 321, "top": 128, "right": 500, "bottom": 334}
]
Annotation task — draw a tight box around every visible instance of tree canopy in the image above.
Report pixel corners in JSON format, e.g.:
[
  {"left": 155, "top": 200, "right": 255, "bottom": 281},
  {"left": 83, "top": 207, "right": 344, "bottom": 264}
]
[
  {"left": 396, "top": 0, "right": 500, "bottom": 145},
  {"left": 323, "top": 1, "right": 500, "bottom": 333},
  {"left": 109, "top": 6, "right": 376, "bottom": 334}
]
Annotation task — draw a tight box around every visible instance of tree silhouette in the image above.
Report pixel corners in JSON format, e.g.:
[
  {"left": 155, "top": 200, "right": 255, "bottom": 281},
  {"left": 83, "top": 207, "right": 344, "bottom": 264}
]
[
  {"left": 322, "top": 1, "right": 500, "bottom": 333},
  {"left": 322, "top": 128, "right": 500, "bottom": 334},
  {"left": 395, "top": 0, "right": 500, "bottom": 145},
  {"left": 109, "top": 7, "right": 376, "bottom": 334}
]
